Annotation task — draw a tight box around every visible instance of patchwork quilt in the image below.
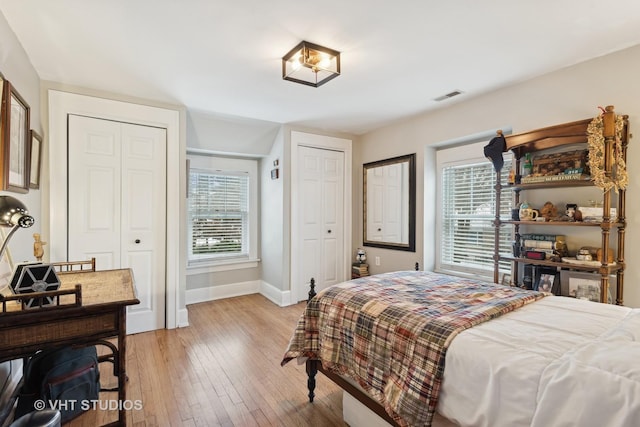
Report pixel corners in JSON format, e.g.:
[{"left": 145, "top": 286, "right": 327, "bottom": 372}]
[{"left": 281, "top": 270, "right": 545, "bottom": 426}]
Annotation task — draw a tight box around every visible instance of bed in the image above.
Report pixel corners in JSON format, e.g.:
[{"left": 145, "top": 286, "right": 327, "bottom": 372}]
[{"left": 281, "top": 270, "right": 640, "bottom": 427}]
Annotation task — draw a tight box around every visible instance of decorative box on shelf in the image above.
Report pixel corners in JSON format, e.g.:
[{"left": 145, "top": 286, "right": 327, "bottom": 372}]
[
  {"left": 531, "top": 149, "right": 589, "bottom": 176},
  {"left": 521, "top": 149, "right": 590, "bottom": 184}
]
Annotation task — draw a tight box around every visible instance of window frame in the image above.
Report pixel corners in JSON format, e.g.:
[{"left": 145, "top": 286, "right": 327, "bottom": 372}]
[
  {"left": 435, "top": 141, "right": 513, "bottom": 281},
  {"left": 186, "top": 154, "right": 258, "bottom": 273}
]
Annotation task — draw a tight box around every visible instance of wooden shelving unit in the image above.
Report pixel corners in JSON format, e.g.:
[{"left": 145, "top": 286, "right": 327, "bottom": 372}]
[{"left": 492, "top": 106, "right": 630, "bottom": 304}]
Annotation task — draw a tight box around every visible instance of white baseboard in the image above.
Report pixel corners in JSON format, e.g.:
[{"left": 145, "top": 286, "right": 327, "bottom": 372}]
[
  {"left": 185, "top": 280, "right": 296, "bottom": 307},
  {"left": 177, "top": 308, "right": 189, "bottom": 328},
  {"left": 260, "top": 281, "right": 293, "bottom": 306},
  {"left": 186, "top": 280, "right": 261, "bottom": 305}
]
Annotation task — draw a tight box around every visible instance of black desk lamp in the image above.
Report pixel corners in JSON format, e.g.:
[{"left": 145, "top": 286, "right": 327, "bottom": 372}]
[{"left": 0, "top": 195, "right": 35, "bottom": 261}]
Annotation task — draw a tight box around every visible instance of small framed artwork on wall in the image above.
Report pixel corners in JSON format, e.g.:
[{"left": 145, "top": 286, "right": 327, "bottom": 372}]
[{"left": 1, "top": 79, "right": 31, "bottom": 193}]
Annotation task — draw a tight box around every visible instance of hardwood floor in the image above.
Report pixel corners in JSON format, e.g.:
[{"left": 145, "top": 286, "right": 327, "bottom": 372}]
[{"left": 67, "top": 294, "right": 345, "bottom": 427}]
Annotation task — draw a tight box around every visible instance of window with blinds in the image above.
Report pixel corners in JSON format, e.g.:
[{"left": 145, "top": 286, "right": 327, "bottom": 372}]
[
  {"left": 439, "top": 160, "right": 512, "bottom": 277},
  {"left": 188, "top": 169, "right": 249, "bottom": 262}
]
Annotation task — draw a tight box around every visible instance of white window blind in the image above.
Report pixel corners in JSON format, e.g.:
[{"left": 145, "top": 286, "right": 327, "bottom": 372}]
[
  {"left": 439, "top": 160, "right": 512, "bottom": 276},
  {"left": 188, "top": 169, "right": 249, "bottom": 262}
]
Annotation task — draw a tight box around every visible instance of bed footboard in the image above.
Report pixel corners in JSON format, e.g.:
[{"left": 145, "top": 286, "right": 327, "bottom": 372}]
[
  {"left": 304, "top": 275, "right": 400, "bottom": 425},
  {"left": 306, "top": 356, "right": 399, "bottom": 425}
]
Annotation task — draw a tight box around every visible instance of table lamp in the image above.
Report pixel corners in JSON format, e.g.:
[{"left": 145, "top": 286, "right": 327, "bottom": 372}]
[{"left": 0, "top": 195, "right": 35, "bottom": 261}]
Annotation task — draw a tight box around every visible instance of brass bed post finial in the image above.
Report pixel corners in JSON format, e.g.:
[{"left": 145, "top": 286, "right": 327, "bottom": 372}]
[{"left": 308, "top": 278, "right": 316, "bottom": 302}]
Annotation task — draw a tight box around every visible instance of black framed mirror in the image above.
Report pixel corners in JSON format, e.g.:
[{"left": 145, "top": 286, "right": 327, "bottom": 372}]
[{"left": 363, "top": 153, "right": 416, "bottom": 251}]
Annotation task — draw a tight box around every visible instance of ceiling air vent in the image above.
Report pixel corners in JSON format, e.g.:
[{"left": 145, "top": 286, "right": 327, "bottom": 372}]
[{"left": 433, "top": 90, "right": 464, "bottom": 102}]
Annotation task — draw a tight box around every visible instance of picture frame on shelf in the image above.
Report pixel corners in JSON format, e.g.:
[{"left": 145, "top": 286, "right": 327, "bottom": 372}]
[
  {"left": 560, "top": 270, "right": 613, "bottom": 303},
  {"left": 534, "top": 267, "right": 560, "bottom": 295},
  {"left": 29, "top": 130, "right": 42, "bottom": 189},
  {"left": 1, "top": 79, "right": 31, "bottom": 193}
]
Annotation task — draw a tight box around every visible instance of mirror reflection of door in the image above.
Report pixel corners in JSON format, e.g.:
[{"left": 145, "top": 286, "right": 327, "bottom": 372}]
[
  {"left": 366, "top": 162, "right": 408, "bottom": 243},
  {"left": 363, "top": 153, "right": 416, "bottom": 252}
]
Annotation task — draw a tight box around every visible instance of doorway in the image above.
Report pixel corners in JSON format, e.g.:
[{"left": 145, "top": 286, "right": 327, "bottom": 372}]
[
  {"left": 48, "top": 90, "right": 184, "bottom": 331},
  {"left": 290, "top": 131, "right": 352, "bottom": 303}
]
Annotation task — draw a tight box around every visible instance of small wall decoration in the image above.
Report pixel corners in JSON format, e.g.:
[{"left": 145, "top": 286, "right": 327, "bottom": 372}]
[
  {"left": 0, "top": 79, "right": 31, "bottom": 193},
  {"left": 29, "top": 130, "right": 42, "bottom": 189},
  {"left": 587, "top": 109, "right": 628, "bottom": 193}
]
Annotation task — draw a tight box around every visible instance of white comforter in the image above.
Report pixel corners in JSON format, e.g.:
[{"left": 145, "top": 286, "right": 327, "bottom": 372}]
[{"left": 438, "top": 296, "right": 640, "bottom": 427}]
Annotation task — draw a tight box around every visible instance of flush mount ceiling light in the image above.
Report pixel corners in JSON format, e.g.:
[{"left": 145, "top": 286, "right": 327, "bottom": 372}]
[{"left": 282, "top": 41, "right": 340, "bottom": 88}]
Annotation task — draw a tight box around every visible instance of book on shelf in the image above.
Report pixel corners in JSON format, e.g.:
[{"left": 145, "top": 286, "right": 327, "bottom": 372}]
[
  {"left": 352, "top": 263, "right": 369, "bottom": 274},
  {"left": 520, "top": 234, "right": 566, "bottom": 243},
  {"left": 522, "top": 239, "right": 566, "bottom": 250},
  {"left": 522, "top": 264, "right": 537, "bottom": 289},
  {"left": 520, "top": 173, "right": 590, "bottom": 184}
]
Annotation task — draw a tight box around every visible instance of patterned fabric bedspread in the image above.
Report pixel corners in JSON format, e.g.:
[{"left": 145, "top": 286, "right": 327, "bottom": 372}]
[{"left": 281, "top": 271, "right": 546, "bottom": 427}]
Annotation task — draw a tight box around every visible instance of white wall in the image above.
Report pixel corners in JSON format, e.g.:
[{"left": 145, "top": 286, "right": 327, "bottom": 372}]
[
  {"left": 186, "top": 110, "right": 281, "bottom": 156},
  {"left": 0, "top": 11, "right": 41, "bottom": 263},
  {"left": 357, "top": 44, "right": 640, "bottom": 308},
  {"left": 260, "top": 127, "right": 285, "bottom": 290},
  {"left": 184, "top": 111, "right": 281, "bottom": 292},
  {"left": 0, "top": 10, "right": 40, "bottom": 421}
]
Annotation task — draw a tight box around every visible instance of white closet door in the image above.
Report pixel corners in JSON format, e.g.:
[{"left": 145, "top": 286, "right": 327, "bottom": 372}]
[
  {"left": 68, "top": 116, "right": 122, "bottom": 268},
  {"left": 68, "top": 115, "right": 167, "bottom": 334},
  {"left": 298, "top": 146, "right": 344, "bottom": 296}
]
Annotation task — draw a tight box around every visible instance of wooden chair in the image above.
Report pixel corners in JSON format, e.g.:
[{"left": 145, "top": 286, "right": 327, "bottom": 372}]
[{"left": 50, "top": 257, "right": 96, "bottom": 274}]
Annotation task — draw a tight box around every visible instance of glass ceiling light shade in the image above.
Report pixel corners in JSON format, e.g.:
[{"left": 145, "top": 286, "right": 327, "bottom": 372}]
[
  {"left": 0, "top": 195, "right": 35, "bottom": 261},
  {"left": 282, "top": 41, "right": 341, "bottom": 88}
]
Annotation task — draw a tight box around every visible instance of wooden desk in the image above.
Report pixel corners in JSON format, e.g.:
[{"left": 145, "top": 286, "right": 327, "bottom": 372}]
[{"left": 0, "top": 269, "right": 139, "bottom": 426}]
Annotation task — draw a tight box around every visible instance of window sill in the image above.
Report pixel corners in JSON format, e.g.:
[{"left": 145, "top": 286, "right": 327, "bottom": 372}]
[
  {"left": 187, "top": 258, "right": 260, "bottom": 275},
  {"left": 434, "top": 266, "right": 493, "bottom": 283}
]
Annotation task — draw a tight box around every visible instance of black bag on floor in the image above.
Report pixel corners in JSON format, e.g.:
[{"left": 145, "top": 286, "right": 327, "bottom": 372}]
[{"left": 14, "top": 346, "right": 100, "bottom": 423}]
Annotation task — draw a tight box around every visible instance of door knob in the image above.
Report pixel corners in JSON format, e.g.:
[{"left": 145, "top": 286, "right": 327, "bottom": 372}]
[
  {"left": 327, "top": 230, "right": 332, "bottom": 234},
  {"left": 135, "top": 239, "right": 141, "bottom": 244}
]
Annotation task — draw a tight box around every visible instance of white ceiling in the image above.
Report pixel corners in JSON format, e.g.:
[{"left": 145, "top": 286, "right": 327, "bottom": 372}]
[{"left": 2, "top": 0, "right": 640, "bottom": 135}]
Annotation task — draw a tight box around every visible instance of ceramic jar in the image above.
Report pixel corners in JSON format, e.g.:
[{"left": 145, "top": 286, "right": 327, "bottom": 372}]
[{"left": 519, "top": 202, "right": 539, "bottom": 221}]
